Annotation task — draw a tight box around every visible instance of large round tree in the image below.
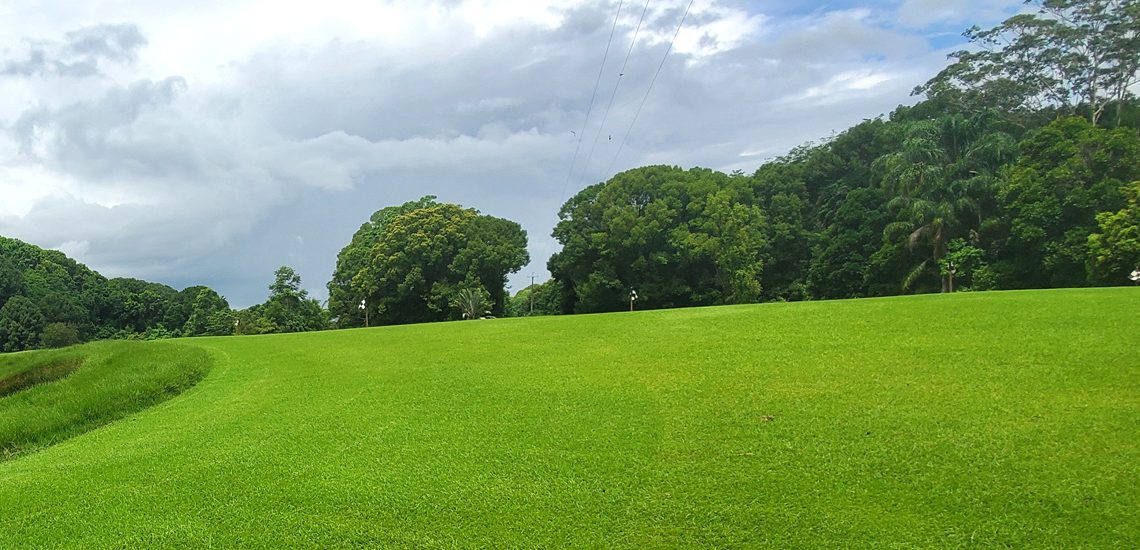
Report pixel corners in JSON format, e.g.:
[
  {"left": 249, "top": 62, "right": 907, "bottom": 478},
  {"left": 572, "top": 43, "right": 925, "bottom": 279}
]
[
  {"left": 548, "top": 166, "right": 768, "bottom": 314},
  {"left": 327, "top": 196, "right": 440, "bottom": 327},
  {"left": 333, "top": 200, "right": 528, "bottom": 326}
]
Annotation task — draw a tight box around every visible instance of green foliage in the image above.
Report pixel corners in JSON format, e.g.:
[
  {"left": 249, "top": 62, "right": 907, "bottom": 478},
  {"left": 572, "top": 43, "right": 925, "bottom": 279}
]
[
  {"left": 40, "top": 323, "right": 80, "bottom": 349},
  {"left": 748, "top": 163, "right": 812, "bottom": 300},
  {"left": 507, "top": 280, "right": 563, "bottom": 317},
  {"left": 0, "top": 236, "right": 238, "bottom": 347},
  {"left": 353, "top": 202, "right": 529, "bottom": 325},
  {"left": 875, "top": 114, "right": 1013, "bottom": 292},
  {"left": 0, "top": 256, "right": 24, "bottom": 309},
  {"left": 103, "top": 278, "right": 180, "bottom": 334},
  {"left": 233, "top": 308, "right": 277, "bottom": 335},
  {"left": 550, "top": 166, "right": 767, "bottom": 313},
  {"left": 246, "top": 266, "right": 328, "bottom": 334},
  {"left": 1087, "top": 180, "right": 1140, "bottom": 283},
  {"left": 328, "top": 196, "right": 440, "bottom": 328},
  {"left": 998, "top": 116, "right": 1140, "bottom": 287},
  {"left": 451, "top": 286, "right": 492, "bottom": 320},
  {"left": 939, "top": 239, "right": 987, "bottom": 291},
  {"left": 0, "top": 236, "right": 106, "bottom": 340},
  {"left": 182, "top": 287, "right": 232, "bottom": 336},
  {"left": 916, "top": 0, "right": 1140, "bottom": 125},
  {"left": 807, "top": 187, "right": 893, "bottom": 299},
  {"left": 0, "top": 296, "right": 45, "bottom": 352}
]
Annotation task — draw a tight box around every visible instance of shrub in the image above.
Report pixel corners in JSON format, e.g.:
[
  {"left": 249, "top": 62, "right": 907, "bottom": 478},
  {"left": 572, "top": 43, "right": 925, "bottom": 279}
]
[{"left": 40, "top": 323, "right": 80, "bottom": 349}]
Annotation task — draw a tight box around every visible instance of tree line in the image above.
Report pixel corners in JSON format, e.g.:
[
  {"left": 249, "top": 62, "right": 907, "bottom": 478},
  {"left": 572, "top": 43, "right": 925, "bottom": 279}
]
[
  {"left": 544, "top": 112, "right": 1138, "bottom": 314},
  {"left": 1, "top": 0, "right": 1136, "bottom": 350},
  {"left": 0, "top": 236, "right": 328, "bottom": 351}
]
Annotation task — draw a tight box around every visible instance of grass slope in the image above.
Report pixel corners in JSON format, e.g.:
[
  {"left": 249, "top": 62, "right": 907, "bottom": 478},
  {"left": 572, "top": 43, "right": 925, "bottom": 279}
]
[
  {"left": 0, "top": 288, "right": 1136, "bottom": 547},
  {"left": 0, "top": 351, "right": 84, "bottom": 398},
  {"left": 0, "top": 341, "right": 211, "bottom": 460}
]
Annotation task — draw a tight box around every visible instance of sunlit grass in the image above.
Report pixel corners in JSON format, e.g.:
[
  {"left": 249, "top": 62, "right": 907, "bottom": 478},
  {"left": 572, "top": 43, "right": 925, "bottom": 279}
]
[
  {"left": 0, "top": 341, "right": 210, "bottom": 460},
  {"left": 0, "top": 288, "right": 1135, "bottom": 547}
]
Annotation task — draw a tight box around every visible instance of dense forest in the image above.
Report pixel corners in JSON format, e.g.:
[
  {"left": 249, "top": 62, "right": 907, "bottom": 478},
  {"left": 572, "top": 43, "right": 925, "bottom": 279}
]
[
  {"left": 541, "top": 111, "right": 1139, "bottom": 313},
  {"left": 0, "top": 236, "right": 329, "bottom": 351},
  {"left": 1, "top": 0, "right": 1137, "bottom": 349}
]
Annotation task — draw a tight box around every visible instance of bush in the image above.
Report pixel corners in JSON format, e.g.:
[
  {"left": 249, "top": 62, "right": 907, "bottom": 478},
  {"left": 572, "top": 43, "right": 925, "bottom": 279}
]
[
  {"left": 972, "top": 265, "right": 998, "bottom": 291},
  {"left": 452, "top": 286, "right": 492, "bottom": 320},
  {"left": 40, "top": 323, "right": 80, "bottom": 349}
]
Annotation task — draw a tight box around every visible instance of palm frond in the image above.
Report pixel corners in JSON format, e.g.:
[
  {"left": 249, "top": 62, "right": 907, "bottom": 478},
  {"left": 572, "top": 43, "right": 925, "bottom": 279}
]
[{"left": 902, "top": 260, "right": 930, "bottom": 291}]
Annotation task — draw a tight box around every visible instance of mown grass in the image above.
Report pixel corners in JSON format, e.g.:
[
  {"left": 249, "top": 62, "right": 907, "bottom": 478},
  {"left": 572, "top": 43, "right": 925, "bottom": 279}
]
[
  {"left": 0, "top": 288, "right": 1136, "bottom": 547},
  {"left": 0, "top": 340, "right": 211, "bottom": 460}
]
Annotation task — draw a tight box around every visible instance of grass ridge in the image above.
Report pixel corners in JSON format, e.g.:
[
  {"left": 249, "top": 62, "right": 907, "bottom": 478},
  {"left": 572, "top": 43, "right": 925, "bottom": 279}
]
[
  {"left": 0, "top": 341, "right": 213, "bottom": 461},
  {"left": 0, "top": 353, "right": 85, "bottom": 398}
]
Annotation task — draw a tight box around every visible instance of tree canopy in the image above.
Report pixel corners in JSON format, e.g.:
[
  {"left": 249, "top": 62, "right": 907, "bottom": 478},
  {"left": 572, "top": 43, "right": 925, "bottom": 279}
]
[
  {"left": 333, "top": 199, "right": 529, "bottom": 326},
  {"left": 549, "top": 166, "right": 768, "bottom": 313},
  {"left": 236, "top": 266, "right": 327, "bottom": 334},
  {"left": 917, "top": 0, "right": 1140, "bottom": 126},
  {"left": 327, "top": 196, "right": 440, "bottom": 328},
  {"left": 0, "top": 236, "right": 240, "bottom": 351}
]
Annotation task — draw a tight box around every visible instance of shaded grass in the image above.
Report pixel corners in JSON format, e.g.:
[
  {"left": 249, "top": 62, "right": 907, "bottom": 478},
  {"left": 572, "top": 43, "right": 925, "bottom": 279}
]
[
  {"left": 0, "top": 351, "right": 85, "bottom": 398},
  {"left": 0, "top": 288, "right": 1136, "bottom": 547},
  {"left": 0, "top": 340, "right": 212, "bottom": 460}
]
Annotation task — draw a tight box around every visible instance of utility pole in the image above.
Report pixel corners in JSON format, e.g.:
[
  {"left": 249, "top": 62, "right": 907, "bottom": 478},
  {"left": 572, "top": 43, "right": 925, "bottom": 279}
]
[{"left": 529, "top": 273, "right": 536, "bottom": 315}]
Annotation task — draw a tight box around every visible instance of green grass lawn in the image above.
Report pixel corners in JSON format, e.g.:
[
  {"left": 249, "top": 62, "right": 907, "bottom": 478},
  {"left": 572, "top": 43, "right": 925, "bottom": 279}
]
[{"left": 0, "top": 288, "right": 1136, "bottom": 547}]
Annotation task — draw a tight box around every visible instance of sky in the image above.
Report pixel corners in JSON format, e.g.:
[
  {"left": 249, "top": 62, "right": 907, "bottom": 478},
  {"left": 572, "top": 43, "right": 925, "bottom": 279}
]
[{"left": 0, "top": 0, "right": 1022, "bottom": 307}]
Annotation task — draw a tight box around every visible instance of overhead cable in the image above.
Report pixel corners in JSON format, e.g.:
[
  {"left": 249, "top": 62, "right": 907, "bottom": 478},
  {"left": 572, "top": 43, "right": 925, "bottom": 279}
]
[
  {"left": 606, "top": 0, "right": 695, "bottom": 177},
  {"left": 560, "top": 0, "right": 625, "bottom": 202},
  {"left": 577, "top": 0, "right": 653, "bottom": 186}
]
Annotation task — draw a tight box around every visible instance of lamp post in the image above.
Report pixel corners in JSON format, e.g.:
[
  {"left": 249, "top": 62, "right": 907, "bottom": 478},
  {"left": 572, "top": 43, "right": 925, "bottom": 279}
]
[
  {"left": 359, "top": 298, "right": 369, "bottom": 327},
  {"left": 629, "top": 289, "right": 638, "bottom": 312}
]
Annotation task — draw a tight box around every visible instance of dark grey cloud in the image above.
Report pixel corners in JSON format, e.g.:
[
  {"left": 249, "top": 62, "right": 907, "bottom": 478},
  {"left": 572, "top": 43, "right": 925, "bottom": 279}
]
[
  {"left": 1, "top": 23, "right": 146, "bottom": 78},
  {"left": 13, "top": 77, "right": 187, "bottom": 173}
]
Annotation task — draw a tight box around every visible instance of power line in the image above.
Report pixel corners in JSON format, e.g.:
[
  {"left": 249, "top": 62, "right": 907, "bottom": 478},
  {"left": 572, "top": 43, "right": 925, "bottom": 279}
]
[
  {"left": 606, "top": 0, "right": 695, "bottom": 177},
  {"left": 560, "top": 0, "right": 625, "bottom": 202},
  {"left": 577, "top": 0, "right": 653, "bottom": 186}
]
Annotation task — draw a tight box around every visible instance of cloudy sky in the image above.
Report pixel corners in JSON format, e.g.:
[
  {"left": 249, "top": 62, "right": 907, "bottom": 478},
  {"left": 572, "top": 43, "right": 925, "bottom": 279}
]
[{"left": 0, "top": 0, "right": 1020, "bottom": 307}]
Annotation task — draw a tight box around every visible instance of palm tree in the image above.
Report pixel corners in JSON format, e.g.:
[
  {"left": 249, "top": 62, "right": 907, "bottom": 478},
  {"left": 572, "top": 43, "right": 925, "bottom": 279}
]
[
  {"left": 877, "top": 114, "right": 1013, "bottom": 292},
  {"left": 451, "top": 287, "right": 491, "bottom": 320}
]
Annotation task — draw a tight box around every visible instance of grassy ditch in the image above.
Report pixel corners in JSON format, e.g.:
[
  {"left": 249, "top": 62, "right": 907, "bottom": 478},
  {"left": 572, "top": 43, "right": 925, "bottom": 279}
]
[
  {"left": 0, "top": 340, "right": 212, "bottom": 460},
  {"left": 0, "top": 351, "right": 86, "bottom": 398}
]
